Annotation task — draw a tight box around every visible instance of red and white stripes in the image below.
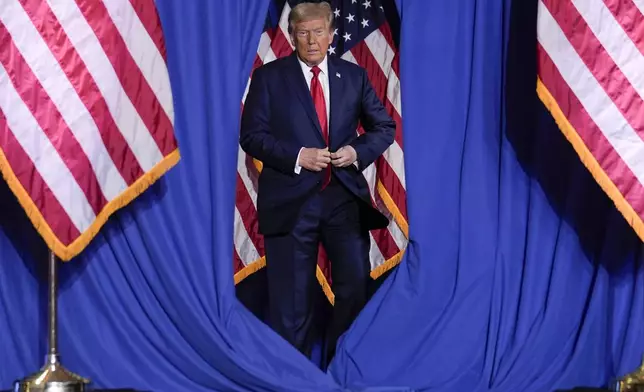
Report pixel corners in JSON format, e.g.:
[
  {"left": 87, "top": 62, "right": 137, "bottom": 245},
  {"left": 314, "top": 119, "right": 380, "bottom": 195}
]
[
  {"left": 537, "top": 0, "right": 644, "bottom": 239},
  {"left": 0, "top": 0, "right": 178, "bottom": 260}
]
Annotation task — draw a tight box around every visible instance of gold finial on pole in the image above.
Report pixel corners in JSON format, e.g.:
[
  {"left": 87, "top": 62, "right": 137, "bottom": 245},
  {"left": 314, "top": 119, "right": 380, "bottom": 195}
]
[{"left": 614, "top": 354, "right": 644, "bottom": 392}]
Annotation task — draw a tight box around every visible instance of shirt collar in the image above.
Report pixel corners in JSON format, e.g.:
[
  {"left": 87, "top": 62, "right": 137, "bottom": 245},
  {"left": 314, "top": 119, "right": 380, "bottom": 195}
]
[{"left": 297, "top": 54, "right": 328, "bottom": 77}]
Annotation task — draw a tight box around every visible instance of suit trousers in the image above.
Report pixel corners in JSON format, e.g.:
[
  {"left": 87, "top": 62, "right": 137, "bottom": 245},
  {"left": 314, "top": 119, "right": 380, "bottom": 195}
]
[{"left": 263, "top": 177, "right": 371, "bottom": 368}]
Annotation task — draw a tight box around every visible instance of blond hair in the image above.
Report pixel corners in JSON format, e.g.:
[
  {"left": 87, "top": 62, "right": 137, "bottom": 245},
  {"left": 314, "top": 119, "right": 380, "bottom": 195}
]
[{"left": 288, "top": 2, "right": 334, "bottom": 33}]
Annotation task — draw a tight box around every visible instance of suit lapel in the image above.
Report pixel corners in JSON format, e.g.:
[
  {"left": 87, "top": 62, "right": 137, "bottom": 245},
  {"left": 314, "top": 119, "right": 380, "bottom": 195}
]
[
  {"left": 283, "top": 54, "right": 324, "bottom": 142},
  {"left": 327, "top": 56, "right": 342, "bottom": 146}
]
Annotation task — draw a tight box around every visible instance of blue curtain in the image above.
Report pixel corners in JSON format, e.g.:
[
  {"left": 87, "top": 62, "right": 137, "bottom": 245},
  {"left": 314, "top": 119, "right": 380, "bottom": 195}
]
[{"left": 1, "top": 0, "right": 644, "bottom": 391}]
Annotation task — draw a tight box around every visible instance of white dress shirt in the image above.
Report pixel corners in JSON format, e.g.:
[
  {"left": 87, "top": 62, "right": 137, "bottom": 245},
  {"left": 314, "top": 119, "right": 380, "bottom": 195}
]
[
  {"left": 298, "top": 55, "right": 330, "bottom": 123},
  {"left": 294, "top": 55, "right": 330, "bottom": 174},
  {"left": 292, "top": 55, "right": 358, "bottom": 174}
]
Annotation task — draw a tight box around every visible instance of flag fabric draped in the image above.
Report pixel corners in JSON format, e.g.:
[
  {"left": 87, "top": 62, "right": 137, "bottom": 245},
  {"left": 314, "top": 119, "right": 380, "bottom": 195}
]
[
  {"left": 234, "top": 0, "right": 407, "bottom": 303},
  {"left": 537, "top": 0, "right": 644, "bottom": 243},
  {"left": 0, "top": 0, "right": 178, "bottom": 261}
]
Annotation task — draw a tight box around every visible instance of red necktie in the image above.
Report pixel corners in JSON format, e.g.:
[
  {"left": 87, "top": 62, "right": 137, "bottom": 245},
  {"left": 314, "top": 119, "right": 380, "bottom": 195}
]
[{"left": 310, "top": 66, "right": 331, "bottom": 188}]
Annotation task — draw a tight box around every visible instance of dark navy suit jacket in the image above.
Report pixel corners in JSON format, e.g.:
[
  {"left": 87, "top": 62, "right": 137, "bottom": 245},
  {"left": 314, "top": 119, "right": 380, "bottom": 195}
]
[{"left": 239, "top": 52, "right": 396, "bottom": 236}]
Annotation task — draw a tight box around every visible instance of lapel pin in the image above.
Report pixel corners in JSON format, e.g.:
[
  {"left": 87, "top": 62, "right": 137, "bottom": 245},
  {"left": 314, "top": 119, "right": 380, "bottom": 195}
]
[{"left": 336, "top": 72, "right": 341, "bottom": 78}]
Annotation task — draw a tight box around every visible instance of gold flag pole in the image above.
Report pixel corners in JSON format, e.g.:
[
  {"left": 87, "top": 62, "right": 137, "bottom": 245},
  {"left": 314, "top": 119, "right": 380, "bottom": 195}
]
[{"left": 14, "top": 250, "right": 90, "bottom": 392}]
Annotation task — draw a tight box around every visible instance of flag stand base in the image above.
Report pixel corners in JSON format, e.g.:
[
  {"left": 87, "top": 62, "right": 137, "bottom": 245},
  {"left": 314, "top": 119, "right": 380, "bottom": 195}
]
[
  {"left": 13, "top": 354, "right": 89, "bottom": 392},
  {"left": 13, "top": 251, "right": 90, "bottom": 392},
  {"left": 613, "top": 356, "right": 644, "bottom": 391}
]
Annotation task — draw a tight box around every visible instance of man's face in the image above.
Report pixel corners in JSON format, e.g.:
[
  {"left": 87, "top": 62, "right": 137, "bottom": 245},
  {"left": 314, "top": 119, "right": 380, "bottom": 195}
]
[{"left": 291, "top": 18, "right": 333, "bottom": 66}]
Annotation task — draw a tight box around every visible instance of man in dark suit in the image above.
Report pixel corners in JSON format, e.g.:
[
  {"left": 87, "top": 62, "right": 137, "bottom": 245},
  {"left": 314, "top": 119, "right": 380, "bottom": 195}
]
[{"left": 239, "top": 1, "right": 395, "bottom": 367}]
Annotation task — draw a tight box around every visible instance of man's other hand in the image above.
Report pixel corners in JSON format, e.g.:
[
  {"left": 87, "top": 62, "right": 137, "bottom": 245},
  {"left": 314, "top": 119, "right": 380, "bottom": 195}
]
[
  {"left": 299, "top": 148, "right": 331, "bottom": 171},
  {"left": 330, "top": 146, "right": 357, "bottom": 167}
]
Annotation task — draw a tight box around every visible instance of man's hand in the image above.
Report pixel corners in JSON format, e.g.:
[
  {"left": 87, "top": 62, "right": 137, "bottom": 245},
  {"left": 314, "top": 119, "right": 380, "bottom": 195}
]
[
  {"left": 299, "top": 148, "right": 331, "bottom": 171},
  {"left": 330, "top": 146, "right": 357, "bottom": 167}
]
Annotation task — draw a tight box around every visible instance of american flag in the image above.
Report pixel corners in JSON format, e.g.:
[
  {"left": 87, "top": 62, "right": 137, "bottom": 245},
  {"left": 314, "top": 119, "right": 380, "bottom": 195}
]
[
  {"left": 0, "top": 0, "right": 178, "bottom": 261},
  {"left": 234, "top": 0, "right": 408, "bottom": 303},
  {"left": 537, "top": 0, "right": 644, "bottom": 243}
]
